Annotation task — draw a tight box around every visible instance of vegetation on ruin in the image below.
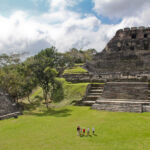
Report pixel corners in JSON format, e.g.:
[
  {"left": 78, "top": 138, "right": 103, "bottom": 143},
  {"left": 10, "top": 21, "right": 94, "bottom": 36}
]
[
  {"left": 1, "top": 106, "right": 150, "bottom": 150},
  {"left": 63, "top": 66, "right": 88, "bottom": 75},
  {"left": 0, "top": 47, "right": 96, "bottom": 108},
  {"left": 22, "top": 78, "right": 88, "bottom": 108}
]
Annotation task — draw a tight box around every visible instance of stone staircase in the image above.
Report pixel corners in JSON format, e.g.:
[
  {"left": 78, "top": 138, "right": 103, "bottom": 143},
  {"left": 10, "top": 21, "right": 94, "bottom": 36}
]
[
  {"left": 92, "top": 82, "right": 150, "bottom": 113},
  {"left": 92, "top": 99, "right": 150, "bottom": 113},
  {"left": 82, "top": 84, "right": 105, "bottom": 106},
  {"left": 142, "top": 89, "right": 150, "bottom": 112}
]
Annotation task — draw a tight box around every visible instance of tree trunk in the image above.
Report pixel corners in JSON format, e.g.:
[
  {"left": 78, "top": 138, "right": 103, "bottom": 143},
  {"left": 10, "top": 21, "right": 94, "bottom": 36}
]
[
  {"left": 27, "top": 95, "right": 31, "bottom": 103},
  {"left": 43, "top": 90, "right": 49, "bottom": 109},
  {"left": 16, "top": 97, "right": 18, "bottom": 103}
]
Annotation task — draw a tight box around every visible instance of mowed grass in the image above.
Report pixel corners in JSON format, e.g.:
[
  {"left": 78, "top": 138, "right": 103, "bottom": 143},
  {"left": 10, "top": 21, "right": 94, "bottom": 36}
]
[{"left": 1, "top": 106, "right": 150, "bottom": 150}]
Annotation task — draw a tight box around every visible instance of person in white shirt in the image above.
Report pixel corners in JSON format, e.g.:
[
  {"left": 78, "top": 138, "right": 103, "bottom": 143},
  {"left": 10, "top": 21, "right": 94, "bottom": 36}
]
[
  {"left": 87, "top": 128, "right": 90, "bottom": 136},
  {"left": 92, "top": 127, "right": 95, "bottom": 135}
]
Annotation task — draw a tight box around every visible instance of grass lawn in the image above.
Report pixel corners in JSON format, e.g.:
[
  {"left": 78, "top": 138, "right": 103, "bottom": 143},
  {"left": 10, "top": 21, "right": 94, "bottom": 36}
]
[{"left": 1, "top": 106, "right": 150, "bottom": 150}]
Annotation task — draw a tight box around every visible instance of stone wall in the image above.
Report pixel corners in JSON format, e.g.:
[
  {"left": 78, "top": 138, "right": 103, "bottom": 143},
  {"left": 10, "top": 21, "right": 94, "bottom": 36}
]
[
  {"left": 86, "top": 27, "right": 150, "bottom": 80},
  {"left": 63, "top": 73, "right": 105, "bottom": 83},
  {"left": 92, "top": 101, "right": 142, "bottom": 113},
  {"left": 91, "top": 82, "right": 150, "bottom": 113},
  {"left": 0, "top": 90, "right": 21, "bottom": 119},
  {"left": 102, "top": 82, "right": 149, "bottom": 100}
]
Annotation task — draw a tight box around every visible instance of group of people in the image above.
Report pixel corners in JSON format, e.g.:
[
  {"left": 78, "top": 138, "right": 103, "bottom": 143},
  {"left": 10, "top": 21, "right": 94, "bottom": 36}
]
[{"left": 77, "top": 126, "right": 95, "bottom": 136}]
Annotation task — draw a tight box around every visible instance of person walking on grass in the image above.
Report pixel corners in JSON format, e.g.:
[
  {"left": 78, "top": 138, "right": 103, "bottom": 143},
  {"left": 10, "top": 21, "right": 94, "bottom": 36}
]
[
  {"left": 92, "top": 127, "right": 95, "bottom": 135},
  {"left": 77, "top": 125, "right": 80, "bottom": 136},
  {"left": 80, "top": 127, "right": 82, "bottom": 136},
  {"left": 87, "top": 128, "right": 90, "bottom": 136},
  {"left": 83, "top": 128, "right": 85, "bottom": 136}
]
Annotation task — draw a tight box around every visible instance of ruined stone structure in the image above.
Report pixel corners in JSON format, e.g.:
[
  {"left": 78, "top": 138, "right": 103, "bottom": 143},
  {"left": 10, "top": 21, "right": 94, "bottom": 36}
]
[
  {"left": 63, "top": 73, "right": 105, "bottom": 83},
  {"left": 0, "top": 90, "right": 21, "bottom": 120},
  {"left": 81, "top": 82, "right": 150, "bottom": 113},
  {"left": 82, "top": 84, "right": 105, "bottom": 106},
  {"left": 80, "top": 27, "right": 150, "bottom": 112},
  {"left": 86, "top": 26, "right": 150, "bottom": 80},
  {"left": 92, "top": 82, "right": 150, "bottom": 113}
]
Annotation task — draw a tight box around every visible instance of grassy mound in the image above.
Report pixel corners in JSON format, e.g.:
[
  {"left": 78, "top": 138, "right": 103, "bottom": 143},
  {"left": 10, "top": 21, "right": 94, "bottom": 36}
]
[
  {"left": 1, "top": 106, "right": 150, "bottom": 150},
  {"left": 23, "top": 78, "right": 89, "bottom": 108},
  {"left": 63, "top": 66, "right": 88, "bottom": 75}
]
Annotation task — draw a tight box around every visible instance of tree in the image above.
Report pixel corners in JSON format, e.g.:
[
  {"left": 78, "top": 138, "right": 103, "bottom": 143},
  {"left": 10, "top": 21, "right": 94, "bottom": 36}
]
[
  {"left": 31, "top": 47, "right": 59, "bottom": 108},
  {"left": 0, "top": 53, "right": 36, "bottom": 103},
  {"left": 17, "top": 57, "right": 37, "bottom": 103},
  {"left": 0, "top": 66, "right": 24, "bottom": 102}
]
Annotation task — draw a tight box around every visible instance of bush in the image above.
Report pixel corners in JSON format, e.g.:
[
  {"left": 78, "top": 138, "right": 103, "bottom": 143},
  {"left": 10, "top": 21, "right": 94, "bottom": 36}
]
[{"left": 51, "top": 79, "right": 64, "bottom": 102}]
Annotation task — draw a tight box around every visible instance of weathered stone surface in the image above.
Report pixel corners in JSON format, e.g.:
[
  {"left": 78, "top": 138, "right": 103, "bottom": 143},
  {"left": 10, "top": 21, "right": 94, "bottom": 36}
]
[
  {"left": 0, "top": 90, "right": 21, "bottom": 120},
  {"left": 102, "top": 82, "right": 149, "bottom": 100},
  {"left": 63, "top": 73, "right": 105, "bottom": 83},
  {"left": 143, "top": 105, "right": 150, "bottom": 112},
  {"left": 90, "top": 82, "right": 150, "bottom": 113},
  {"left": 81, "top": 84, "right": 105, "bottom": 106},
  {"left": 86, "top": 27, "right": 150, "bottom": 80},
  {"left": 92, "top": 101, "right": 143, "bottom": 113}
]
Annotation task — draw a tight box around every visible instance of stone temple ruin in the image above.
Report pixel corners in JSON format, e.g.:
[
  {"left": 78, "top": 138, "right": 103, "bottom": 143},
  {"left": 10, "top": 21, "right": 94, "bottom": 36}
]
[
  {"left": 81, "top": 27, "right": 150, "bottom": 112},
  {"left": 0, "top": 89, "right": 21, "bottom": 120},
  {"left": 86, "top": 26, "right": 150, "bottom": 81}
]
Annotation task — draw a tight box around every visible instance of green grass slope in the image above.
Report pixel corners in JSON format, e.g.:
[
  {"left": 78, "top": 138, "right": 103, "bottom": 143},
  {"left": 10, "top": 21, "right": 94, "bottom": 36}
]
[
  {"left": 63, "top": 66, "right": 88, "bottom": 75},
  {"left": 0, "top": 106, "right": 150, "bottom": 150},
  {"left": 24, "top": 78, "right": 89, "bottom": 108}
]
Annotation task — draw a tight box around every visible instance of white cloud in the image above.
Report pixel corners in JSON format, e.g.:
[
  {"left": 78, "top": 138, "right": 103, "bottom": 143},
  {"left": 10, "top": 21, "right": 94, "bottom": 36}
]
[
  {"left": 0, "top": 0, "right": 150, "bottom": 56},
  {"left": 92, "top": 0, "right": 150, "bottom": 18}
]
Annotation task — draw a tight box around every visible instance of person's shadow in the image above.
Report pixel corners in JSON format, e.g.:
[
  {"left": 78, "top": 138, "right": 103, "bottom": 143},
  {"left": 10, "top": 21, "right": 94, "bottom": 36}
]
[{"left": 93, "top": 134, "right": 97, "bottom": 136}]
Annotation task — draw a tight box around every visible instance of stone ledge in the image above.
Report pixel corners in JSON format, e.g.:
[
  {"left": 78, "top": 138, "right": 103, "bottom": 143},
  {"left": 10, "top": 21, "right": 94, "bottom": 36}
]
[
  {"left": 0, "top": 112, "right": 22, "bottom": 120},
  {"left": 107, "top": 82, "right": 148, "bottom": 85},
  {"left": 92, "top": 102, "right": 142, "bottom": 113},
  {"left": 96, "top": 99, "right": 150, "bottom": 104},
  {"left": 143, "top": 106, "right": 150, "bottom": 112},
  {"left": 82, "top": 101, "right": 96, "bottom": 106}
]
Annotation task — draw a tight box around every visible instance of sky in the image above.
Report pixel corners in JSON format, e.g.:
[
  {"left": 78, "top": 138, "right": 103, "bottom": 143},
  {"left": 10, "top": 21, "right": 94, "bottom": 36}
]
[{"left": 0, "top": 0, "right": 150, "bottom": 56}]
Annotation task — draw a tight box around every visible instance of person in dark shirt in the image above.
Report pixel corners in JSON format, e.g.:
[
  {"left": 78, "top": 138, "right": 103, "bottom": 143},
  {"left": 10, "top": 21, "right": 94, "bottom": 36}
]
[{"left": 77, "top": 125, "right": 80, "bottom": 136}]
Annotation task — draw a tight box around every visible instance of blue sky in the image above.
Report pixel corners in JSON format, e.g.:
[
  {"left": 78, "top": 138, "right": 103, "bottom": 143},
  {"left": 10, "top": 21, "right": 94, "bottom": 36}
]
[
  {"left": 0, "top": 0, "right": 49, "bottom": 16},
  {"left": 0, "top": 0, "right": 120, "bottom": 24},
  {"left": 0, "top": 0, "right": 149, "bottom": 55}
]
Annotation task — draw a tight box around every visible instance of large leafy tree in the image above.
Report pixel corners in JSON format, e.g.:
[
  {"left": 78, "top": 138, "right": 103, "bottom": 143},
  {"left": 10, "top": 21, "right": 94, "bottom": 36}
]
[
  {"left": 0, "top": 54, "right": 36, "bottom": 103},
  {"left": 0, "top": 54, "right": 23, "bottom": 102},
  {"left": 31, "top": 47, "right": 59, "bottom": 108},
  {"left": 18, "top": 57, "right": 37, "bottom": 103}
]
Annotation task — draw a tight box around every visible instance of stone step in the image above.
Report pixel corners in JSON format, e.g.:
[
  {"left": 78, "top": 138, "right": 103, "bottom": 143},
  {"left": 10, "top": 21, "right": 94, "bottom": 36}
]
[
  {"left": 88, "top": 93, "right": 102, "bottom": 96},
  {"left": 91, "top": 84, "right": 105, "bottom": 87},
  {"left": 96, "top": 99, "right": 150, "bottom": 103},
  {"left": 91, "top": 86, "right": 104, "bottom": 89},
  {"left": 90, "top": 89, "right": 103, "bottom": 92},
  {"left": 92, "top": 102, "right": 143, "bottom": 113},
  {"left": 87, "top": 94, "right": 101, "bottom": 97},
  {"left": 143, "top": 105, "right": 150, "bottom": 112},
  {"left": 89, "top": 92, "right": 103, "bottom": 95},
  {"left": 82, "top": 101, "right": 95, "bottom": 106},
  {"left": 86, "top": 96, "right": 100, "bottom": 101},
  {"left": 92, "top": 100, "right": 150, "bottom": 113}
]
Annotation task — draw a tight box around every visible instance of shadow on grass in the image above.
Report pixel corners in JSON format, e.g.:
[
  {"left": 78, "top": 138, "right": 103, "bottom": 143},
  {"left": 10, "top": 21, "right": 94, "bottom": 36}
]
[
  {"left": 22, "top": 97, "right": 42, "bottom": 111},
  {"left": 70, "top": 99, "right": 82, "bottom": 106},
  {"left": 80, "top": 134, "right": 97, "bottom": 138},
  {"left": 27, "top": 108, "right": 72, "bottom": 117}
]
